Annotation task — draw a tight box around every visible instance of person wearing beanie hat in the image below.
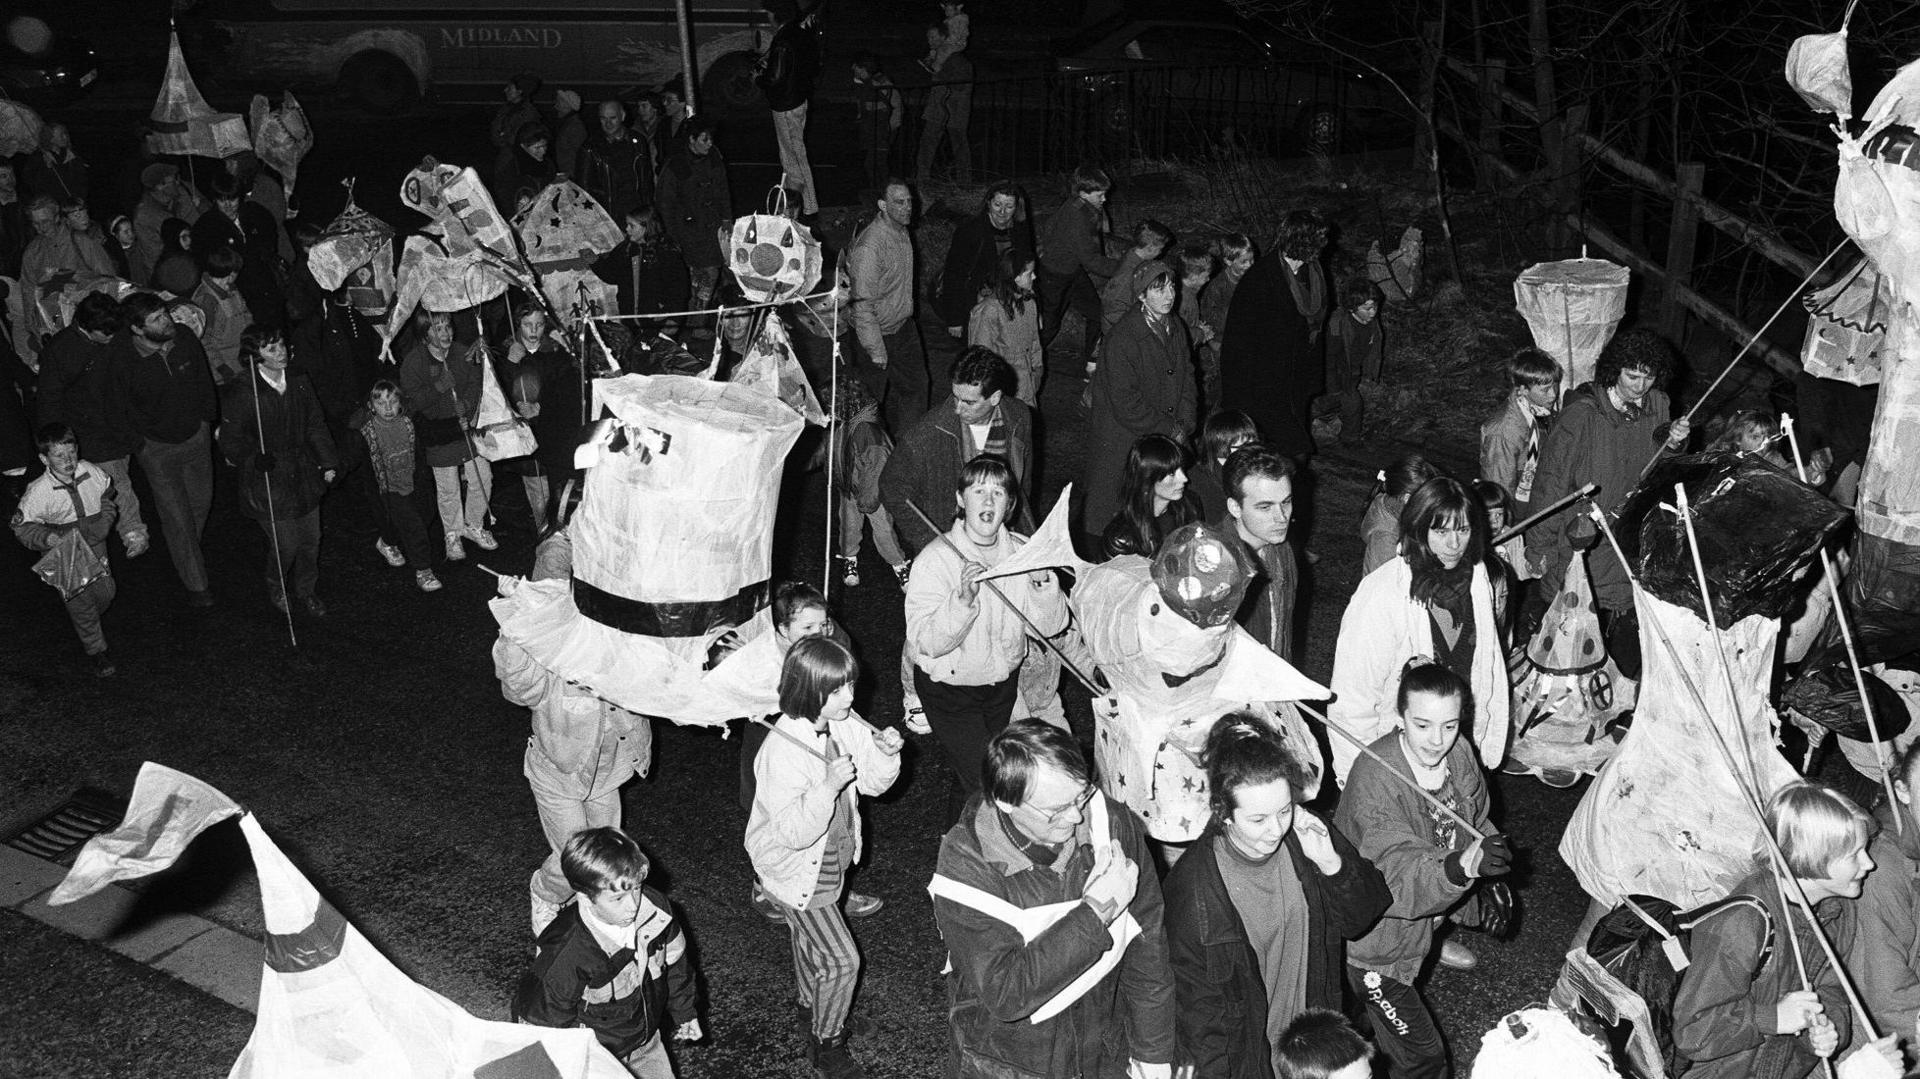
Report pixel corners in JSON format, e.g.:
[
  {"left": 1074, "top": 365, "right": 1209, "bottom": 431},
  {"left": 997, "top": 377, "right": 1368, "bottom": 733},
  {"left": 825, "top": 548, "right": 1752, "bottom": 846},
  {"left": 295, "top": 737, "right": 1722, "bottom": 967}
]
[
  {"left": 490, "top": 72, "right": 543, "bottom": 197},
  {"left": 130, "top": 162, "right": 209, "bottom": 286},
  {"left": 1078, "top": 257, "right": 1196, "bottom": 551},
  {"left": 550, "top": 89, "right": 587, "bottom": 181}
]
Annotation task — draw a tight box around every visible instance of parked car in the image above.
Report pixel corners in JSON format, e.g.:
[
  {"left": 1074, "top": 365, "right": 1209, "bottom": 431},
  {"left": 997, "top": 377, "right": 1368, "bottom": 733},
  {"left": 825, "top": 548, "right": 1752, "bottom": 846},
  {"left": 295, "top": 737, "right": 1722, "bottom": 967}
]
[
  {"left": 1, "top": 16, "right": 99, "bottom": 108},
  {"left": 1051, "top": 11, "right": 1398, "bottom": 157}
]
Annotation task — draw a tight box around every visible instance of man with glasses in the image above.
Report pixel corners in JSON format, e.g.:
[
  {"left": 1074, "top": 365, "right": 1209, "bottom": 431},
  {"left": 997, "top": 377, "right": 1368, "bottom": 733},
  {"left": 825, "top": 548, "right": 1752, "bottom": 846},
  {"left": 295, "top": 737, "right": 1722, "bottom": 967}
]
[{"left": 928, "top": 720, "right": 1176, "bottom": 1079}]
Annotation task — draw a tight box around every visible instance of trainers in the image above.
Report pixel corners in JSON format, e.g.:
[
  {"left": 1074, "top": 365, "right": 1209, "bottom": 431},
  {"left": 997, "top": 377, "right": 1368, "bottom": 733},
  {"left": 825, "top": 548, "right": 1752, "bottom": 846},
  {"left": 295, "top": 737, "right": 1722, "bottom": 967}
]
[
  {"left": 465, "top": 527, "right": 499, "bottom": 551},
  {"left": 809, "top": 1032, "right": 866, "bottom": 1079},
  {"left": 416, "top": 569, "right": 443, "bottom": 593},
  {"left": 444, "top": 533, "right": 467, "bottom": 561},
  {"left": 1438, "top": 938, "right": 1478, "bottom": 971},
  {"left": 375, "top": 538, "right": 406, "bottom": 567},
  {"left": 903, "top": 707, "right": 931, "bottom": 735},
  {"left": 892, "top": 563, "right": 911, "bottom": 589},
  {"left": 836, "top": 555, "right": 860, "bottom": 588},
  {"left": 845, "top": 892, "right": 884, "bottom": 918},
  {"left": 750, "top": 883, "right": 786, "bottom": 923},
  {"left": 90, "top": 651, "right": 116, "bottom": 678}
]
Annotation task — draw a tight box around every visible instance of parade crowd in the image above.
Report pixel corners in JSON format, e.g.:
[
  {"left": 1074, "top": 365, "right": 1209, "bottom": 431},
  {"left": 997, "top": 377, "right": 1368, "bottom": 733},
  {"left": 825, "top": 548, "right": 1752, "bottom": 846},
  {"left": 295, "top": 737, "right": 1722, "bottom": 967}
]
[{"left": 2, "top": 2, "right": 1913, "bottom": 1079}]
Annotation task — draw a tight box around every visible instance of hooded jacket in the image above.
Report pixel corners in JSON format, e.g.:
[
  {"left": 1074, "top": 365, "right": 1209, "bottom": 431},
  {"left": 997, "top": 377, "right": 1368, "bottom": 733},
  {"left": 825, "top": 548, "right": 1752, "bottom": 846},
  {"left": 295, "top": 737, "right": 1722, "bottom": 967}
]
[{"left": 1851, "top": 801, "right": 1920, "bottom": 1039}]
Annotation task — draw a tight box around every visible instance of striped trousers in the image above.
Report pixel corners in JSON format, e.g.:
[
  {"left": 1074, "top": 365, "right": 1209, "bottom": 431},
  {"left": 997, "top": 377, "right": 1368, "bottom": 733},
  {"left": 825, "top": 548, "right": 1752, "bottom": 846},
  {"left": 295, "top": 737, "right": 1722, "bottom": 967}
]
[{"left": 777, "top": 899, "right": 862, "bottom": 1039}]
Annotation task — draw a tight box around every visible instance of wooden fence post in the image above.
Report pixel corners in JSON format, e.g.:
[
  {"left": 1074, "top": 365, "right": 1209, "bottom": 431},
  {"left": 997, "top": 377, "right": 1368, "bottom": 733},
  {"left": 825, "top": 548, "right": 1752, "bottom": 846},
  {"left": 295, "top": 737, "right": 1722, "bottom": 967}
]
[
  {"left": 1415, "top": 21, "right": 1442, "bottom": 171},
  {"left": 1663, "top": 162, "right": 1706, "bottom": 340},
  {"left": 1478, "top": 59, "right": 1507, "bottom": 189}
]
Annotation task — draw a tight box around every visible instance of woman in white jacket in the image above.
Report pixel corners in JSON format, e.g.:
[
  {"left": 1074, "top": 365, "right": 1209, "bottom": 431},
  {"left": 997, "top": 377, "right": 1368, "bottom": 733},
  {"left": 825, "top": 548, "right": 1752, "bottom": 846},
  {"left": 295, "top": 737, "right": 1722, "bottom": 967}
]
[
  {"left": 1328, "top": 476, "right": 1510, "bottom": 785},
  {"left": 744, "top": 636, "right": 904, "bottom": 1075}
]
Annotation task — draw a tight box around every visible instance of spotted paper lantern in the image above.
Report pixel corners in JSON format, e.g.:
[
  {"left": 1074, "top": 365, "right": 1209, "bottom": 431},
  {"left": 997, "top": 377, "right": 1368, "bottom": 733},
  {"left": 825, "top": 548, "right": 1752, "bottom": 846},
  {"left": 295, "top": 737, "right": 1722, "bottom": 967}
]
[{"left": 727, "top": 214, "right": 821, "bottom": 303}]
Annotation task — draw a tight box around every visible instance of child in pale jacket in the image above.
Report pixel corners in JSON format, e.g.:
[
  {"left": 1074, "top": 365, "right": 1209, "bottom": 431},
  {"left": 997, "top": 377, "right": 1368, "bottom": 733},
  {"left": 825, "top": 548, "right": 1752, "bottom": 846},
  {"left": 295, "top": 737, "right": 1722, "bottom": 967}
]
[
  {"left": 966, "top": 249, "right": 1043, "bottom": 407},
  {"left": 905, "top": 455, "right": 1068, "bottom": 822},
  {"left": 746, "top": 636, "right": 903, "bottom": 1079}
]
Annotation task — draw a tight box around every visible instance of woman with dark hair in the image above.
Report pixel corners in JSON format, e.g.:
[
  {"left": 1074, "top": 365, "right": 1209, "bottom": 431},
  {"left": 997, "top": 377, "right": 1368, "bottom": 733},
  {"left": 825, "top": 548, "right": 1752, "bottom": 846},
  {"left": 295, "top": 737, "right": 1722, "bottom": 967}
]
[
  {"left": 1525, "top": 327, "right": 1692, "bottom": 678},
  {"left": 745, "top": 635, "right": 903, "bottom": 1076},
  {"left": 1163, "top": 712, "right": 1388, "bottom": 1078},
  {"left": 1218, "top": 208, "right": 1330, "bottom": 460},
  {"left": 105, "top": 214, "right": 136, "bottom": 280},
  {"left": 1078, "top": 259, "right": 1197, "bottom": 548},
  {"left": 938, "top": 180, "right": 1034, "bottom": 337},
  {"left": 965, "top": 247, "right": 1042, "bottom": 407},
  {"left": 1189, "top": 409, "right": 1259, "bottom": 522},
  {"left": 1101, "top": 433, "right": 1200, "bottom": 560},
  {"left": 150, "top": 217, "right": 200, "bottom": 296},
  {"left": 1327, "top": 476, "right": 1510, "bottom": 785}
]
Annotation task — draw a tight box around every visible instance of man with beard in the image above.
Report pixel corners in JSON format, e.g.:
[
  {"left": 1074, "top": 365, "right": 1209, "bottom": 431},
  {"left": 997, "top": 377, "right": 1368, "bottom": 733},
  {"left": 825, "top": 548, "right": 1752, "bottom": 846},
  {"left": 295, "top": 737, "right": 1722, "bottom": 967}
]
[
  {"left": 1222, "top": 443, "right": 1299, "bottom": 661},
  {"left": 112, "top": 293, "right": 218, "bottom": 607},
  {"left": 575, "top": 100, "right": 653, "bottom": 224}
]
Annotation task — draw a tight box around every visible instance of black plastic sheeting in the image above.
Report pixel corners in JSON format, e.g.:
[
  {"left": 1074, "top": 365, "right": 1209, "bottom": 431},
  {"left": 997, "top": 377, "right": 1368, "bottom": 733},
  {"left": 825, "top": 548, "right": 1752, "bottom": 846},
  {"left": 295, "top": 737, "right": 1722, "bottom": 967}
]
[
  {"left": 1613, "top": 452, "right": 1850, "bottom": 625},
  {"left": 1830, "top": 531, "right": 1920, "bottom": 668},
  {"left": 1781, "top": 660, "right": 1909, "bottom": 741}
]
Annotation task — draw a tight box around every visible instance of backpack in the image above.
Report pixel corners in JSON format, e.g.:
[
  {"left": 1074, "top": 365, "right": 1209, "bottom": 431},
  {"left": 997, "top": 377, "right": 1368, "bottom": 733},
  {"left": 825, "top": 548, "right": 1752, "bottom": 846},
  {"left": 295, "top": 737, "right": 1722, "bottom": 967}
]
[{"left": 1556, "top": 893, "right": 1774, "bottom": 1079}]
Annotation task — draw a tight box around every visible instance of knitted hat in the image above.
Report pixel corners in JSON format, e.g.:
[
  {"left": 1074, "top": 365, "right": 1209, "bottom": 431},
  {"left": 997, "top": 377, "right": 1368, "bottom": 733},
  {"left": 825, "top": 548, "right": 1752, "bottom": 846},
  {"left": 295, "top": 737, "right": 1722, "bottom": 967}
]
[
  {"left": 1129, "top": 258, "right": 1173, "bottom": 298},
  {"left": 1149, "top": 522, "right": 1252, "bottom": 629},
  {"left": 553, "top": 89, "right": 581, "bottom": 115}
]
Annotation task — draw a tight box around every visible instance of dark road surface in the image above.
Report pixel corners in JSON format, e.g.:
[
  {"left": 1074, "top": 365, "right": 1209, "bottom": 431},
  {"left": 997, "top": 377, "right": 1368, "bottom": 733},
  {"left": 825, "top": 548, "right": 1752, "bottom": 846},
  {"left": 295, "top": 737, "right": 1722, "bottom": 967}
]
[{"left": 3, "top": 8, "right": 1598, "bottom": 1077}]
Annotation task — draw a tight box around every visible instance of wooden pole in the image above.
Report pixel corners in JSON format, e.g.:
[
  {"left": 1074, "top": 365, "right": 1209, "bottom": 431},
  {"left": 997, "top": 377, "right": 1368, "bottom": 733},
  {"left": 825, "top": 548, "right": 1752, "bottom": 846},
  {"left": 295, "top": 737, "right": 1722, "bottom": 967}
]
[
  {"left": 675, "top": 0, "right": 699, "bottom": 115},
  {"left": 903, "top": 500, "right": 1105, "bottom": 697},
  {"left": 1296, "top": 702, "right": 1487, "bottom": 841},
  {"left": 1491, "top": 482, "right": 1597, "bottom": 545}
]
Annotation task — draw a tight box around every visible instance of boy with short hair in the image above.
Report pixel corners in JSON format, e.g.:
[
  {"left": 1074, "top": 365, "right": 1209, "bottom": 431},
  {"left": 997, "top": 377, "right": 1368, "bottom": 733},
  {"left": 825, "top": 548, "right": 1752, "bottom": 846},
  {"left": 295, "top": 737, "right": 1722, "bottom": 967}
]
[
  {"left": 1176, "top": 241, "right": 1219, "bottom": 401},
  {"left": 191, "top": 244, "right": 252, "bottom": 387},
  {"left": 10, "top": 423, "right": 119, "bottom": 676},
  {"left": 1323, "top": 275, "right": 1384, "bottom": 442},
  {"left": 1274, "top": 1008, "right": 1376, "bottom": 1079},
  {"left": 1037, "top": 164, "right": 1120, "bottom": 363},
  {"left": 514, "top": 827, "right": 702, "bottom": 1078},
  {"left": 1099, "top": 218, "right": 1175, "bottom": 336},
  {"left": 1479, "top": 346, "right": 1562, "bottom": 523},
  {"left": 352, "top": 380, "right": 440, "bottom": 592}
]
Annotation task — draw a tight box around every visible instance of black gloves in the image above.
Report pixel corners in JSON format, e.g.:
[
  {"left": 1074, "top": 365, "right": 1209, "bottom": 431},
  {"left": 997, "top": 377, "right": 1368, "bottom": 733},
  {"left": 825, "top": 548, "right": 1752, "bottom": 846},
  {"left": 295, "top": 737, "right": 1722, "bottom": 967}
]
[
  {"left": 1475, "top": 880, "right": 1518, "bottom": 939},
  {"left": 1444, "top": 833, "right": 1514, "bottom": 886},
  {"left": 254, "top": 452, "right": 278, "bottom": 473}
]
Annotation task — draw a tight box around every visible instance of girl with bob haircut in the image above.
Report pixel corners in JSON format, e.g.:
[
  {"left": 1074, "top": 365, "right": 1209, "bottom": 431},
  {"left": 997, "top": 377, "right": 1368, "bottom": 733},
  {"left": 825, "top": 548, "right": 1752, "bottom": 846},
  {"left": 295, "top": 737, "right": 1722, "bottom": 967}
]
[
  {"left": 1189, "top": 409, "right": 1260, "bottom": 522},
  {"left": 966, "top": 247, "right": 1044, "bottom": 407},
  {"left": 1162, "top": 713, "right": 1388, "bottom": 1077},
  {"left": 745, "top": 636, "right": 904, "bottom": 1075},
  {"left": 1327, "top": 476, "right": 1510, "bottom": 785},
  {"left": 1674, "top": 781, "right": 1876, "bottom": 1079},
  {"left": 1100, "top": 433, "right": 1201, "bottom": 560}
]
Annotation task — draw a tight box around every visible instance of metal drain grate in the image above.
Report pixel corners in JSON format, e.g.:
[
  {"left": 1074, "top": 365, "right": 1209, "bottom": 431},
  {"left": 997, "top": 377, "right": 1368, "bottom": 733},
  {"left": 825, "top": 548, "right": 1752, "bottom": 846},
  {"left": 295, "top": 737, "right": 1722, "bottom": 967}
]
[{"left": 3, "top": 787, "right": 127, "bottom": 866}]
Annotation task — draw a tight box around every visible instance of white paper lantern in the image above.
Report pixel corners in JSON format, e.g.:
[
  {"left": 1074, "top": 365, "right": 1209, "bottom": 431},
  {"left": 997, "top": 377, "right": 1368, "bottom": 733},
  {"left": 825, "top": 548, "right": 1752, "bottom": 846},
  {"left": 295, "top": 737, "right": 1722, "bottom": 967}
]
[{"left": 1513, "top": 259, "right": 1631, "bottom": 398}]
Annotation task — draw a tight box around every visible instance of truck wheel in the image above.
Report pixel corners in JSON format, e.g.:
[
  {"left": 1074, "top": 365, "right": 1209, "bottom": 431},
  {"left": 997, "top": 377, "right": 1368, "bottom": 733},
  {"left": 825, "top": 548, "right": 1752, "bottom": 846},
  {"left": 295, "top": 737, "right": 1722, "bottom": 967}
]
[{"left": 341, "top": 51, "right": 417, "bottom": 115}]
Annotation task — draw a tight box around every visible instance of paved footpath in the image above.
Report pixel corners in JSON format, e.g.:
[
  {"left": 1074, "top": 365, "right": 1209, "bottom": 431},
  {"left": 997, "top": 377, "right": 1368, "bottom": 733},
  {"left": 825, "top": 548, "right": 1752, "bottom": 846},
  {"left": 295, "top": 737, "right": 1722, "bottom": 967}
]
[{"left": 0, "top": 844, "right": 260, "bottom": 1014}]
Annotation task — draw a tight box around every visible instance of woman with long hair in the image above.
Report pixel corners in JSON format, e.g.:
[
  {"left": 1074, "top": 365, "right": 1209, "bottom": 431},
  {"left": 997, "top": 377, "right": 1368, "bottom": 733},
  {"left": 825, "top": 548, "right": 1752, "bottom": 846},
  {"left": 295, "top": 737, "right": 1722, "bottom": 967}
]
[
  {"left": 966, "top": 247, "right": 1043, "bottom": 407},
  {"left": 1100, "top": 433, "right": 1201, "bottom": 560},
  {"left": 150, "top": 217, "right": 199, "bottom": 296},
  {"left": 1163, "top": 712, "right": 1388, "bottom": 1077},
  {"left": 398, "top": 309, "right": 495, "bottom": 560},
  {"left": 1328, "top": 476, "right": 1510, "bottom": 785}
]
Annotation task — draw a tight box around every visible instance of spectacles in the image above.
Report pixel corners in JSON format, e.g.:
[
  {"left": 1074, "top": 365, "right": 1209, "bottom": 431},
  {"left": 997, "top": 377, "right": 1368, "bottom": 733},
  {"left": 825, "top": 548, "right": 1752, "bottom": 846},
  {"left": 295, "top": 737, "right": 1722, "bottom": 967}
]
[{"left": 1027, "top": 784, "right": 1096, "bottom": 825}]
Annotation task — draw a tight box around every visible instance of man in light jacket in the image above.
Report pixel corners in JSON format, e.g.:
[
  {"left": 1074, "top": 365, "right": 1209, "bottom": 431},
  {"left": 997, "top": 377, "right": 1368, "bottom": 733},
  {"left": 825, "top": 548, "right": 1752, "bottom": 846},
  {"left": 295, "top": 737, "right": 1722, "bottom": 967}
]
[{"left": 847, "top": 179, "right": 925, "bottom": 434}]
